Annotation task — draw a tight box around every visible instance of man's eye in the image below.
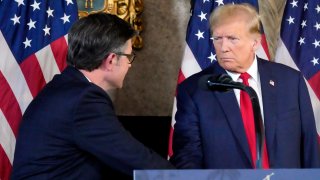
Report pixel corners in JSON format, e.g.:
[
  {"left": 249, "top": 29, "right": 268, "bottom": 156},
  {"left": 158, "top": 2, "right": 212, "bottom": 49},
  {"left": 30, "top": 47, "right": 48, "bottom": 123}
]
[{"left": 228, "top": 37, "right": 238, "bottom": 41}]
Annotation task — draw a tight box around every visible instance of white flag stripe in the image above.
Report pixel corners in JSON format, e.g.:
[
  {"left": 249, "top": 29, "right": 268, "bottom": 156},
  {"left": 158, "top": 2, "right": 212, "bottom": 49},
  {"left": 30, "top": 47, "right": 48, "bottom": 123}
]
[
  {"left": 256, "top": 45, "right": 269, "bottom": 60},
  {"left": 0, "top": 31, "right": 33, "bottom": 113},
  {"left": 0, "top": 110, "right": 16, "bottom": 164},
  {"left": 36, "top": 44, "right": 61, "bottom": 83},
  {"left": 275, "top": 39, "right": 320, "bottom": 135},
  {"left": 181, "top": 45, "right": 202, "bottom": 78},
  {"left": 64, "top": 34, "right": 68, "bottom": 45},
  {"left": 171, "top": 98, "right": 177, "bottom": 126},
  {"left": 274, "top": 40, "right": 299, "bottom": 71}
]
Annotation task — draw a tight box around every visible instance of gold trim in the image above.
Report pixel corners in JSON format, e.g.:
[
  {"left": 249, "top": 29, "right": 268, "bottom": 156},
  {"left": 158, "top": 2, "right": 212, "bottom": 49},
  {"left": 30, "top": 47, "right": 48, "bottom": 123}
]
[{"left": 77, "top": 0, "right": 144, "bottom": 49}]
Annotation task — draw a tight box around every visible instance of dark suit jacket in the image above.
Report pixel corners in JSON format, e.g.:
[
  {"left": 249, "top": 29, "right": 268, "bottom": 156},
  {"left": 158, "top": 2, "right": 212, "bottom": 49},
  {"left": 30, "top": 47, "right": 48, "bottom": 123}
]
[
  {"left": 171, "top": 57, "right": 320, "bottom": 169},
  {"left": 11, "top": 66, "right": 174, "bottom": 179}
]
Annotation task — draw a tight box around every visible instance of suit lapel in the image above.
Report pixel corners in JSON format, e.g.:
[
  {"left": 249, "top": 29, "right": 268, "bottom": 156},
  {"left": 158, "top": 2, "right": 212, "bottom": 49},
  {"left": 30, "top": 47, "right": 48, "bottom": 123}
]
[
  {"left": 211, "top": 64, "right": 253, "bottom": 165},
  {"left": 257, "top": 59, "right": 277, "bottom": 164}
]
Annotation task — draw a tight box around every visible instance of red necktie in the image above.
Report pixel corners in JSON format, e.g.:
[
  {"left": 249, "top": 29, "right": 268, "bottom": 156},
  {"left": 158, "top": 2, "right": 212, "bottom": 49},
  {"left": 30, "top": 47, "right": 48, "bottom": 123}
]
[{"left": 239, "top": 72, "right": 269, "bottom": 169}]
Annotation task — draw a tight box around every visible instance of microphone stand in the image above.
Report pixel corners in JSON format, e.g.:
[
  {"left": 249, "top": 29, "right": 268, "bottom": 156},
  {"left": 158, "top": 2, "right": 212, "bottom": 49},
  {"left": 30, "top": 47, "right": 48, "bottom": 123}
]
[
  {"left": 205, "top": 75, "right": 264, "bottom": 169},
  {"left": 242, "top": 86, "right": 264, "bottom": 169}
]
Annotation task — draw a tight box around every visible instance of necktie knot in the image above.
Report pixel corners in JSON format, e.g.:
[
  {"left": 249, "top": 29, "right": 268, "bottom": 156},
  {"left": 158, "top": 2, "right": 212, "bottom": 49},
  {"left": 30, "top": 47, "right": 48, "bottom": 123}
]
[{"left": 240, "top": 72, "right": 250, "bottom": 86}]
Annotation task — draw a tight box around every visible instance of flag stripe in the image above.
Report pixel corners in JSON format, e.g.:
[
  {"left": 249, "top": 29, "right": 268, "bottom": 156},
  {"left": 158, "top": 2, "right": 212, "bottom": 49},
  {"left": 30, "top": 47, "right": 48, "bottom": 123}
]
[
  {"left": 20, "top": 54, "right": 46, "bottom": 98},
  {"left": 308, "top": 71, "right": 320, "bottom": 100},
  {"left": 36, "top": 44, "right": 61, "bottom": 83},
  {"left": 0, "top": 146, "right": 11, "bottom": 180},
  {"left": 0, "top": 72, "right": 22, "bottom": 136},
  {"left": 0, "top": 110, "right": 16, "bottom": 164},
  {"left": 181, "top": 44, "right": 202, "bottom": 78},
  {"left": 260, "top": 34, "right": 270, "bottom": 60},
  {"left": 50, "top": 35, "right": 69, "bottom": 72},
  {"left": 177, "top": 70, "right": 186, "bottom": 86}
]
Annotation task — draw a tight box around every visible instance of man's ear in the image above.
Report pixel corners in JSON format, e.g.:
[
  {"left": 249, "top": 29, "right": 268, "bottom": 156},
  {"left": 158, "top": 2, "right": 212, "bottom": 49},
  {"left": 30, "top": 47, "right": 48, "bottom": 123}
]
[
  {"left": 252, "top": 36, "right": 261, "bottom": 51},
  {"left": 102, "top": 53, "right": 116, "bottom": 71}
]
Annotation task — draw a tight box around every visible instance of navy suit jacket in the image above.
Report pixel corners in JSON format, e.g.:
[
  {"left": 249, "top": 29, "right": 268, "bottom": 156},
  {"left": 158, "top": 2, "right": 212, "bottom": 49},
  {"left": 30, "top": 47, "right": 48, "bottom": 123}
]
[
  {"left": 12, "top": 66, "right": 174, "bottom": 179},
  {"left": 171, "top": 58, "right": 320, "bottom": 169}
]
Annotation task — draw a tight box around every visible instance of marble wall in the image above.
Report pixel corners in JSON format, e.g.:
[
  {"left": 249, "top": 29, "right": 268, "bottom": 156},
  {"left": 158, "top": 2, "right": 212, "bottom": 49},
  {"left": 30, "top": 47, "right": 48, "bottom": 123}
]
[{"left": 113, "top": 0, "right": 286, "bottom": 116}]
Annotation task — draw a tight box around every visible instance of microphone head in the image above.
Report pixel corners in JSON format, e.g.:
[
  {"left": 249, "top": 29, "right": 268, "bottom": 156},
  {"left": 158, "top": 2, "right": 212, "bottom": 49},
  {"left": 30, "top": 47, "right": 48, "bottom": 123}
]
[
  {"left": 198, "top": 74, "right": 216, "bottom": 90},
  {"left": 198, "top": 74, "right": 231, "bottom": 92},
  {"left": 217, "top": 74, "right": 233, "bottom": 84}
]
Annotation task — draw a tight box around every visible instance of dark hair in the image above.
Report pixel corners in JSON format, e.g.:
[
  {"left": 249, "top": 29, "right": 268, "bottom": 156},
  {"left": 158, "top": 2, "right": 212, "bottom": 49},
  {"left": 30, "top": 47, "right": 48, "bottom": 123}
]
[{"left": 67, "top": 13, "right": 135, "bottom": 71}]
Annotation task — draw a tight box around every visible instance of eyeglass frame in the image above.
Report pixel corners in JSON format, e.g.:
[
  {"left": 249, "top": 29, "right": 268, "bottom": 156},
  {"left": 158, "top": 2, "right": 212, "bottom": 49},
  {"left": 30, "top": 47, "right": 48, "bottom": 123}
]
[{"left": 114, "top": 51, "right": 136, "bottom": 64}]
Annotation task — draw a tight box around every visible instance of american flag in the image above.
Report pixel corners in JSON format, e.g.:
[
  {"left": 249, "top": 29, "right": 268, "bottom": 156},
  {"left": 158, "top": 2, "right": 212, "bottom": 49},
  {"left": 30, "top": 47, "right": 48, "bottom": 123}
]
[
  {"left": 168, "top": 0, "right": 270, "bottom": 157},
  {"left": 0, "top": 0, "right": 78, "bottom": 179},
  {"left": 274, "top": 0, "right": 320, "bottom": 137}
]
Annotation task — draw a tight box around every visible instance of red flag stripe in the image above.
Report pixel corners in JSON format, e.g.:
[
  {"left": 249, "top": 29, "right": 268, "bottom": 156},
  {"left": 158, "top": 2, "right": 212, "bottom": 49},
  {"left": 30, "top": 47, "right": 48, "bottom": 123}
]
[
  {"left": 0, "top": 146, "right": 11, "bottom": 180},
  {"left": 177, "top": 69, "right": 186, "bottom": 85},
  {"left": 0, "top": 110, "right": 16, "bottom": 165},
  {"left": 20, "top": 54, "right": 46, "bottom": 98},
  {"left": 308, "top": 71, "right": 320, "bottom": 100},
  {"left": 50, "top": 36, "right": 69, "bottom": 72},
  {"left": 0, "top": 72, "right": 22, "bottom": 136},
  {"left": 260, "top": 35, "right": 270, "bottom": 60}
]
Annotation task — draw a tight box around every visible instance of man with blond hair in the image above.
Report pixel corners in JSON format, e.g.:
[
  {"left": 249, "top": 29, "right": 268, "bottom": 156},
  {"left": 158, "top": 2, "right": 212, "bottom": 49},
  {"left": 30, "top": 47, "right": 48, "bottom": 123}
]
[{"left": 171, "top": 3, "right": 320, "bottom": 169}]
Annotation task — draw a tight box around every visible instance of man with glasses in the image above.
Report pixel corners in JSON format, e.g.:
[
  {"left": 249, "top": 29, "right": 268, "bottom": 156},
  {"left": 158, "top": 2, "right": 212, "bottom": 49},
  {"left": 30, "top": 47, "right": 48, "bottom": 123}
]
[{"left": 11, "top": 13, "right": 174, "bottom": 179}]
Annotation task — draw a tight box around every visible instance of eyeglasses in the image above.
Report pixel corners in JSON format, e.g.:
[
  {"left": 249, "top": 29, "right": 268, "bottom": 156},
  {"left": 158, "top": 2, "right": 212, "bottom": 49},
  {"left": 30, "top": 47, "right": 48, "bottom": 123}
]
[{"left": 114, "top": 52, "right": 136, "bottom": 64}]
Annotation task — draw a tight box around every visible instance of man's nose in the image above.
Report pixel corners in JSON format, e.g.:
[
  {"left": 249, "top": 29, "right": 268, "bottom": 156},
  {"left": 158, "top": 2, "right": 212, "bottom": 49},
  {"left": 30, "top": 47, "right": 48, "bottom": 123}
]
[{"left": 220, "top": 38, "right": 230, "bottom": 52}]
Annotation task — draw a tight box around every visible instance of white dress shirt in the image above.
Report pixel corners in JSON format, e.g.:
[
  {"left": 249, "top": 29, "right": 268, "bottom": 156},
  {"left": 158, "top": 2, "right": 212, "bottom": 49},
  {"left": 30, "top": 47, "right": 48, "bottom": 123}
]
[{"left": 225, "top": 56, "right": 265, "bottom": 122}]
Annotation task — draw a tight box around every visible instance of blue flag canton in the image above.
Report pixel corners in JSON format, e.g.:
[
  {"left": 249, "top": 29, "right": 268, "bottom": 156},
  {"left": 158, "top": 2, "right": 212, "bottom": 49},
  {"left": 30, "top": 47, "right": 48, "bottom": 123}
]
[
  {"left": 0, "top": 0, "right": 78, "bottom": 64},
  {"left": 186, "top": 0, "right": 259, "bottom": 70},
  {"left": 280, "top": 0, "right": 320, "bottom": 79}
]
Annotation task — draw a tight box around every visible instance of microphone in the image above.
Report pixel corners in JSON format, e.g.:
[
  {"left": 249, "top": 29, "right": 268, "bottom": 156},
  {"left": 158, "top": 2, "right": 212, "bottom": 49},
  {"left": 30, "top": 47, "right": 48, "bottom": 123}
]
[
  {"left": 198, "top": 73, "right": 265, "bottom": 169},
  {"left": 198, "top": 74, "right": 245, "bottom": 92}
]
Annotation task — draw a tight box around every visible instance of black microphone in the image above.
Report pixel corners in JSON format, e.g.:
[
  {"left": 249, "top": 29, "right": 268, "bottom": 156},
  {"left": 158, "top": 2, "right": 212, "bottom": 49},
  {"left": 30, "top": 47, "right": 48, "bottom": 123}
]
[{"left": 198, "top": 74, "right": 245, "bottom": 92}]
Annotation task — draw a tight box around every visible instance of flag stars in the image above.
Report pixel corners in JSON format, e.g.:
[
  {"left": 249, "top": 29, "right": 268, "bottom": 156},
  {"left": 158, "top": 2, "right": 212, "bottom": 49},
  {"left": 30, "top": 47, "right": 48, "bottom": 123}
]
[
  {"left": 30, "top": 0, "right": 41, "bottom": 11},
  {"left": 314, "top": 22, "right": 320, "bottom": 31},
  {"left": 301, "top": 20, "right": 307, "bottom": 28},
  {"left": 316, "top": 5, "right": 320, "bottom": 14},
  {"left": 290, "top": 0, "right": 298, "bottom": 8},
  {"left": 312, "top": 39, "right": 320, "bottom": 48},
  {"left": 61, "top": 13, "right": 71, "bottom": 24},
  {"left": 311, "top": 57, "right": 319, "bottom": 66},
  {"left": 43, "top": 25, "right": 50, "bottom": 36},
  {"left": 208, "top": 52, "right": 216, "bottom": 63},
  {"left": 47, "top": 7, "right": 54, "bottom": 18},
  {"left": 65, "top": 0, "right": 74, "bottom": 5},
  {"left": 298, "top": 37, "right": 305, "bottom": 45},
  {"left": 215, "top": 0, "right": 224, "bottom": 6},
  {"left": 15, "top": 0, "right": 25, "bottom": 7},
  {"left": 286, "top": 16, "right": 295, "bottom": 24},
  {"left": 11, "top": 14, "right": 21, "bottom": 25},
  {"left": 304, "top": 3, "right": 308, "bottom": 11},
  {"left": 27, "top": 19, "right": 36, "bottom": 30},
  {"left": 23, "top": 37, "right": 32, "bottom": 48},
  {"left": 198, "top": 11, "right": 207, "bottom": 21},
  {"left": 195, "top": 30, "right": 204, "bottom": 40}
]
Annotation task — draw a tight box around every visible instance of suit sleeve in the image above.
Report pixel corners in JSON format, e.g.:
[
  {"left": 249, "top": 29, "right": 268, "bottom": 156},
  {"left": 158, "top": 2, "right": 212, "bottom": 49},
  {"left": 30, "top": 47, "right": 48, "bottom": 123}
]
[
  {"left": 298, "top": 74, "right": 320, "bottom": 167},
  {"left": 72, "top": 87, "right": 174, "bottom": 175},
  {"left": 170, "top": 83, "right": 204, "bottom": 168}
]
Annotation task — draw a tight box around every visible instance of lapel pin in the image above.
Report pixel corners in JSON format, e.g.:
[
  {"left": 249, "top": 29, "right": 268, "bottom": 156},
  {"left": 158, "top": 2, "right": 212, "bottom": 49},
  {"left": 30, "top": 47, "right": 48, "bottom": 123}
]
[{"left": 269, "top": 80, "right": 275, "bottom": 86}]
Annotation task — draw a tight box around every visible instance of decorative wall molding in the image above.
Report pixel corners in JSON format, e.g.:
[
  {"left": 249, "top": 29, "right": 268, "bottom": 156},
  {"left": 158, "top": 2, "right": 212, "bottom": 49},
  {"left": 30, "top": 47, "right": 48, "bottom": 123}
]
[{"left": 77, "top": 0, "right": 144, "bottom": 49}]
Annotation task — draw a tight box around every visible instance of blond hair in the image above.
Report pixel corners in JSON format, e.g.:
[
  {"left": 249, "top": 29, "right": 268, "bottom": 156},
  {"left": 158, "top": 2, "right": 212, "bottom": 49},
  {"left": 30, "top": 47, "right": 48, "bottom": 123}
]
[{"left": 209, "top": 3, "right": 261, "bottom": 35}]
